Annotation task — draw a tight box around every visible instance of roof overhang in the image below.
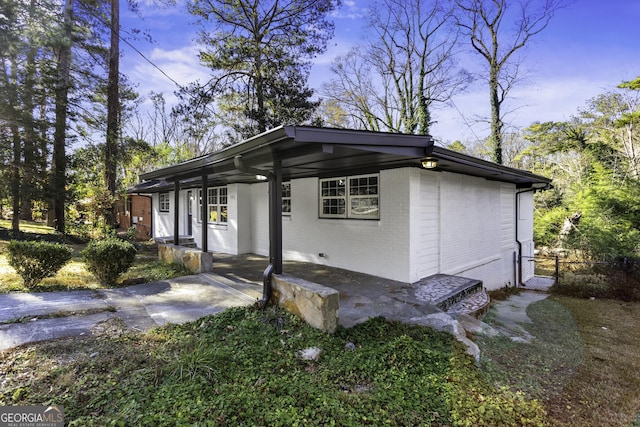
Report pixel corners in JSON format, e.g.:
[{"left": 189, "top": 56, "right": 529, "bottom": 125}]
[{"left": 131, "top": 125, "right": 551, "bottom": 192}]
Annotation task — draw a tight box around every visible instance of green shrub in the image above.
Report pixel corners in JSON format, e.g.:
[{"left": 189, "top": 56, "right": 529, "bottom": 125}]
[
  {"left": 533, "top": 206, "right": 567, "bottom": 247},
  {"left": 7, "top": 240, "right": 73, "bottom": 287},
  {"left": 82, "top": 238, "right": 137, "bottom": 286},
  {"left": 125, "top": 226, "right": 137, "bottom": 242}
]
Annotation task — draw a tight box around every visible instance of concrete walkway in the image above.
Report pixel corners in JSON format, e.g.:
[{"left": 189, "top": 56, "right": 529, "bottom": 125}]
[
  {"left": 485, "top": 291, "right": 550, "bottom": 342},
  {"left": 0, "top": 273, "right": 262, "bottom": 352},
  {"left": 0, "top": 251, "right": 554, "bottom": 353}
]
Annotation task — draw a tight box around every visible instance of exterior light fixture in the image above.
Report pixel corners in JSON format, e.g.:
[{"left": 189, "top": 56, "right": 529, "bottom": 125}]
[
  {"left": 256, "top": 174, "right": 268, "bottom": 181},
  {"left": 421, "top": 157, "right": 438, "bottom": 169}
]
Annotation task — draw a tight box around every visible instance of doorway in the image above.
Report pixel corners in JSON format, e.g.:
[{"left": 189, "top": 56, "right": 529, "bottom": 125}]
[{"left": 186, "top": 190, "right": 193, "bottom": 235}]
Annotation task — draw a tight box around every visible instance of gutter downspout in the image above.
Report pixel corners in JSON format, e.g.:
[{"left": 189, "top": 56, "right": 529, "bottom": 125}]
[
  {"left": 234, "top": 155, "right": 282, "bottom": 308},
  {"left": 515, "top": 184, "right": 551, "bottom": 286}
]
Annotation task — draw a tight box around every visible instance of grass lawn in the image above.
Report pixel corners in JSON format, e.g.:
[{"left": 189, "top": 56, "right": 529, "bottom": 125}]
[
  {"left": 0, "top": 220, "right": 190, "bottom": 293},
  {"left": 477, "top": 295, "right": 640, "bottom": 426},
  {"left": 0, "top": 307, "right": 546, "bottom": 426},
  {"left": 1, "top": 220, "right": 639, "bottom": 425}
]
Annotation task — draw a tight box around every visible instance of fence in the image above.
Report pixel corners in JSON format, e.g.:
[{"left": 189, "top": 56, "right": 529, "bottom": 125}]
[{"left": 522, "top": 253, "right": 640, "bottom": 298}]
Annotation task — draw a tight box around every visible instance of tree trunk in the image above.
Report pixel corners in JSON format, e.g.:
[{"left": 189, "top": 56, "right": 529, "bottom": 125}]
[
  {"left": 8, "top": 54, "right": 21, "bottom": 233},
  {"left": 11, "top": 124, "right": 21, "bottom": 233},
  {"left": 52, "top": 0, "right": 74, "bottom": 233},
  {"left": 489, "top": 69, "right": 503, "bottom": 164},
  {"left": 104, "top": 0, "right": 120, "bottom": 227},
  {"left": 20, "top": 39, "right": 38, "bottom": 221}
]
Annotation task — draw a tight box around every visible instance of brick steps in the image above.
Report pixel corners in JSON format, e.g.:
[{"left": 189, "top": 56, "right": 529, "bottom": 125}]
[
  {"left": 413, "top": 274, "right": 490, "bottom": 319},
  {"left": 446, "top": 289, "right": 490, "bottom": 318}
]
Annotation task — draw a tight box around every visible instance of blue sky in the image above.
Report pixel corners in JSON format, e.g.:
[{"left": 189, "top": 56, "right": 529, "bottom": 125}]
[{"left": 121, "top": 0, "right": 640, "bottom": 144}]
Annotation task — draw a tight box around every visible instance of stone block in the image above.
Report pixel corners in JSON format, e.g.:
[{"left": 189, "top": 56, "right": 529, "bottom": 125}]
[
  {"left": 157, "top": 243, "right": 213, "bottom": 274},
  {"left": 272, "top": 274, "right": 339, "bottom": 333}
]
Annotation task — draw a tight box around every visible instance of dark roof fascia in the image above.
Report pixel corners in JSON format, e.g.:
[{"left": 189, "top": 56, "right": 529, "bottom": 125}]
[
  {"left": 139, "top": 126, "right": 434, "bottom": 182},
  {"left": 287, "top": 126, "right": 433, "bottom": 148},
  {"left": 430, "top": 146, "right": 552, "bottom": 186},
  {"left": 139, "top": 126, "right": 294, "bottom": 181},
  {"left": 136, "top": 126, "right": 550, "bottom": 190}
]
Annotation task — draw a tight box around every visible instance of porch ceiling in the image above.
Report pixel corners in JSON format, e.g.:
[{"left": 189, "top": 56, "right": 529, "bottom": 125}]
[{"left": 132, "top": 126, "right": 551, "bottom": 192}]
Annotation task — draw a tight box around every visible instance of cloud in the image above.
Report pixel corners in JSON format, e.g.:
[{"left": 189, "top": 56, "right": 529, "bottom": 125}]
[
  {"left": 124, "top": 45, "right": 210, "bottom": 107},
  {"left": 331, "top": 0, "right": 367, "bottom": 20},
  {"left": 429, "top": 75, "right": 627, "bottom": 144}
]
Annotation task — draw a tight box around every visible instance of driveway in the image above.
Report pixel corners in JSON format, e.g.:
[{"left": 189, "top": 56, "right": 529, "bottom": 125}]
[{"left": 0, "top": 273, "right": 262, "bottom": 352}]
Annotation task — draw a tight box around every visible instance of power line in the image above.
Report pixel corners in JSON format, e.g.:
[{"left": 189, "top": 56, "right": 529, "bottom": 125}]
[
  {"left": 119, "top": 34, "right": 183, "bottom": 88},
  {"left": 449, "top": 98, "right": 483, "bottom": 144},
  {"left": 76, "top": 0, "right": 183, "bottom": 89}
]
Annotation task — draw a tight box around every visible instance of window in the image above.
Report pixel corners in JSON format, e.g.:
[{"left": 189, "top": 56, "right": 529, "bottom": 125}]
[
  {"left": 159, "top": 193, "right": 170, "bottom": 213},
  {"left": 282, "top": 182, "right": 291, "bottom": 215},
  {"left": 319, "top": 174, "right": 379, "bottom": 219},
  {"left": 207, "top": 186, "right": 228, "bottom": 224},
  {"left": 320, "top": 178, "right": 346, "bottom": 217},
  {"left": 349, "top": 175, "right": 379, "bottom": 219}
]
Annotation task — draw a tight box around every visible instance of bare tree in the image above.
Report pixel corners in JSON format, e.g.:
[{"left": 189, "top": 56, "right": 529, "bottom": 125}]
[
  {"left": 323, "top": 0, "right": 469, "bottom": 135},
  {"left": 456, "top": 0, "right": 563, "bottom": 164}
]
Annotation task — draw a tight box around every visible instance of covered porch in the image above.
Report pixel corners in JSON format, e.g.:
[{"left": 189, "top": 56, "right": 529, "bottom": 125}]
[{"left": 207, "top": 252, "right": 488, "bottom": 329}]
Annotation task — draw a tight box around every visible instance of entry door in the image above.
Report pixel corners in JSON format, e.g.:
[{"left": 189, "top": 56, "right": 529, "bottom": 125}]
[{"left": 186, "top": 190, "right": 193, "bottom": 235}]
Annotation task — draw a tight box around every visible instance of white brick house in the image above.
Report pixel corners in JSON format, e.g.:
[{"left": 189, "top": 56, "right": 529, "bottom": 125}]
[{"left": 133, "top": 126, "right": 550, "bottom": 291}]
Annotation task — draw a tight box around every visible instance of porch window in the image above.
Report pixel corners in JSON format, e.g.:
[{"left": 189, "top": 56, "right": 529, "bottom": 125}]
[
  {"left": 159, "top": 192, "right": 170, "bottom": 213},
  {"left": 320, "top": 174, "right": 379, "bottom": 219},
  {"left": 207, "top": 186, "right": 228, "bottom": 224},
  {"left": 282, "top": 182, "right": 291, "bottom": 215}
]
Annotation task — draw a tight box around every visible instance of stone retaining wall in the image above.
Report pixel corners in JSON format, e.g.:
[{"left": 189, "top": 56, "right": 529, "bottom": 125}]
[
  {"left": 158, "top": 244, "right": 213, "bottom": 274},
  {"left": 272, "top": 274, "right": 339, "bottom": 333}
]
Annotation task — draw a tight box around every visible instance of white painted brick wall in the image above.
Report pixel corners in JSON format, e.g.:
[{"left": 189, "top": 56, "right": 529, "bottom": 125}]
[
  {"left": 518, "top": 191, "right": 535, "bottom": 282},
  {"left": 250, "top": 169, "right": 413, "bottom": 282},
  {"left": 157, "top": 186, "right": 248, "bottom": 254},
  {"left": 153, "top": 167, "right": 534, "bottom": 289},
  {"left": 501, "top": 184, "right": 515, "bottom": 250},
  {"left": 440, "top": 172, "right": 501, "bottom": 273},
  {"left": 411, "top": 170, "right": 440, "bottom": 281},
  {"left": 235, "top": 184, "right": 253, "bottom": 254},
  {"left": 250, "top": 182, "right": 270, "bottom": 256},
  {"left": 433, "top": 172, "right": 518, "bottom": 290},
  {"left": 152, "top": 192, "right": 173, "bottom": 238}
]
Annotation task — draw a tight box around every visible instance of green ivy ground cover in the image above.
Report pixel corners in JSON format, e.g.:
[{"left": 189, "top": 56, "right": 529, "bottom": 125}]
[{"left": 1, "top": 306, "right": 545, "bottom": 426}]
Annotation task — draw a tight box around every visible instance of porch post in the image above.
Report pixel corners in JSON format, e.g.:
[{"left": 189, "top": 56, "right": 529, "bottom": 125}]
[
  {"left": 269, "top": 160, "right": 283, "bottom": 274},
  {"left": 201, "top": 171, "right": 208, "bottom": 253},
  {"left": 173, "top": 180, "right": 180, "bottom": 245}
]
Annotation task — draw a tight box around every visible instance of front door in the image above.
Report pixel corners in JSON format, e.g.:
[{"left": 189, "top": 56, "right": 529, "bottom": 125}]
[{"left": 186, "top": 190, "right": 193, "bottom": 235}]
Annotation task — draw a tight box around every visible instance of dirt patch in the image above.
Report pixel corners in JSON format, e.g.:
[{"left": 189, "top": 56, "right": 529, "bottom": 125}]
[{"left": 90, "top": 317, "right": 129, "bottom": 338}]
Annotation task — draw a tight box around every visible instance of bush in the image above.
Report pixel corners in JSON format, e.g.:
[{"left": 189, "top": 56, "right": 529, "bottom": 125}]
[
  {"left": 82, "top": 238, "right": 137, "bottom": 286},
  {"left": 552, "top": 256, "right": 640, "bottom": 301},
  {"left": 597, "top": 256, "right": 640, "bottom": 301},
  {"left": 7, "top": 240, "right": 73, "bottom": 287}
]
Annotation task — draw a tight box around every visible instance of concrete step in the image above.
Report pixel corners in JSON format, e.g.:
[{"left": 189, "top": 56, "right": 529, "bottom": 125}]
[
  {"left": 156, "top": 236, "right": 197, "bottom": 247},
  {"left": 414, "top": 274, "right": 484, "bottom": 312},
  {"left": 446, "top": 289, "right": 491, "bottom": 319}
]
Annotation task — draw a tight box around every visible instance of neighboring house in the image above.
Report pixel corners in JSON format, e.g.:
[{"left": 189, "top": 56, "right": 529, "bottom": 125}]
[
  {"left": 114, "top": 194, "right": 152, "bottom": 240},
  {"left": 131, "top": 126, "right": 551, "bottom": 291}
]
